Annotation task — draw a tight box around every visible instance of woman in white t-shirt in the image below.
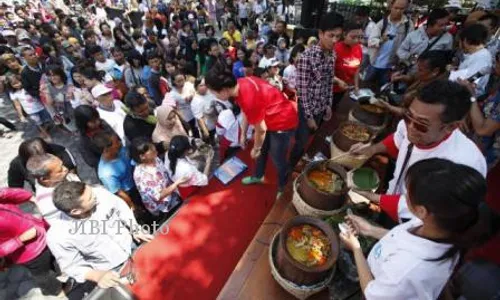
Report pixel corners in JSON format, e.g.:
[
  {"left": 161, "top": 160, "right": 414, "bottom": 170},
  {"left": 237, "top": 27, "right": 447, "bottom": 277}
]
[
  {"left": 340, "top": 158, "right": 492, "bottom": 300},
  {"left": 165, "top": 135, "right": 214, "bottom": 198},
  {"left": 164, "top": 72, "right": 198, "bottom": 137},
  {"left": 191, "top": 78, "right": 218, "bottom": 143},
  {"left": 7, "top": 75, "right": 52, "bottom": 140}
]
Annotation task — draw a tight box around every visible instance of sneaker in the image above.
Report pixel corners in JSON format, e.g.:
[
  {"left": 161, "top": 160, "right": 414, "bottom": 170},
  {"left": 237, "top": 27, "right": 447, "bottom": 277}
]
[{"left": 241, "top": 176, "right": 264, "bottom": 185}]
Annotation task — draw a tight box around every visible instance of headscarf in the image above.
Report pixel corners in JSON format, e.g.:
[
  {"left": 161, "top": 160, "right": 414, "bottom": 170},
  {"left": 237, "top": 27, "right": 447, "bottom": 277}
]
[{"left": 152, "top": 104, "right": 187, "bottom": 144}]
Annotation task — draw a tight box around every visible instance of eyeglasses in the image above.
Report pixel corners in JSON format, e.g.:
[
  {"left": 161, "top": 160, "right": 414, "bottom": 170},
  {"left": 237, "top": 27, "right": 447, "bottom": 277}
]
[{"left": 403, "top": 110, "right": 430, "bottom": 133}]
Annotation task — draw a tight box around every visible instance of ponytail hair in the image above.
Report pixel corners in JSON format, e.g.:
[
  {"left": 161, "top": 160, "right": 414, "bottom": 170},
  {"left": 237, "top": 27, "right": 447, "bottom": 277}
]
[
  {"left": 405, "top": 158, "right": 496, "bottom": 261},
  {"left": 168, "top": 135, "right": 192, "bottom": 176}
]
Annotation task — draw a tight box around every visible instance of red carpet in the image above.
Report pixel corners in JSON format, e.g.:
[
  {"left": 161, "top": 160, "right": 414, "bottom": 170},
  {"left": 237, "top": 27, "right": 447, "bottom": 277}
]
[{"left": 128, "top": 149, "right": 278, "bottom": 300}]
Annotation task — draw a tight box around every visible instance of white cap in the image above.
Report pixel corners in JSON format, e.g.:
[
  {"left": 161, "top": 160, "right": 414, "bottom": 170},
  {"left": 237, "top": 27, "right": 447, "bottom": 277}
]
[
  {"left": 444, "top": 0, "right": 462, "bottom": 9},
  {"left": 91, "top": 84, "right": 113, "bottom": 98},
  {"left": 2, "top": 30, "right": 15, "bottom": 37}
]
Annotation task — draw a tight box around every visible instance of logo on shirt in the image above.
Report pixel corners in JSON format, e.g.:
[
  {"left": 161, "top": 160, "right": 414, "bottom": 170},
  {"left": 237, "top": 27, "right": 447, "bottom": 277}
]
[
  {"left": 373, "top": 243, "right": 382, "bottom": 259},
  {"left": 342, "top": 58, "right": 361, "bottom": 68}
]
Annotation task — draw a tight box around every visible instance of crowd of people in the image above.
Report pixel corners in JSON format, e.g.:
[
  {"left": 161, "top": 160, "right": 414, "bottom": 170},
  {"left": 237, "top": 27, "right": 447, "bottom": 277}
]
[{"left": 0, "top": 0, "right": 499, "bottom": 299}]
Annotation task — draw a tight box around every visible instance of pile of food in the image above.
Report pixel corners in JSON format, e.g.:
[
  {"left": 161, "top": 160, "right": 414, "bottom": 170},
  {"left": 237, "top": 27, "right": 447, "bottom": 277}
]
[
  {"left": 286, "top": 225, "right": 331, "bottom": 267},
  {"left": 341, "top": 123, "right": 371, "bottom": 143},
  {"left": 360, "top": 104, "right": 385, "bottom": 114},
  {"left": 307, "top": 169, "right": 344, "bottom": 194}
]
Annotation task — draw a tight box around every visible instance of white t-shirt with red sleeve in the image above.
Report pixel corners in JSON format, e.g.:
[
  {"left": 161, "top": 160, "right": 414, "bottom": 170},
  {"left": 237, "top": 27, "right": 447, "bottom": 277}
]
[
  {"left": 381, "top": 120, "right": 487, "bottom": 221},
  {"left": 235, "top": 77, "right": 298, "bottom": 131}
]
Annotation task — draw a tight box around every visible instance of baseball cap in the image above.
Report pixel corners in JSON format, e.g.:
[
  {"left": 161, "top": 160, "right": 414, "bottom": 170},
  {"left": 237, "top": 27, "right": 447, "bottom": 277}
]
[
  {"left": 17, "top": 32, "right": 30, "bottom": 41},
  {"left": 91, "top": 84, "right": 113, "bottom": 98},
  {"left": 2, "top": 29, "right": 15, "bottom": 37}
]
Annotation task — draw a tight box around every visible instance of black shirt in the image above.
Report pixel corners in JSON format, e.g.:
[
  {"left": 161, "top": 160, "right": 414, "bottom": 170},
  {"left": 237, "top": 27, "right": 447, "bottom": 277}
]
[
  {"left": 124, "top": 115, "right": 166, "bottom": 155},
  {"left": 21, "top": 65, "right": 44, "bottom": 99}
]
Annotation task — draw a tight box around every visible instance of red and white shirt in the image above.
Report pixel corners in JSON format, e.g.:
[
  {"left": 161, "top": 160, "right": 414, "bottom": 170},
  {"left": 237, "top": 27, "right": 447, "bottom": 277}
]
[{"left": 381, "top": 121, "right": 487, "bottom": 221}]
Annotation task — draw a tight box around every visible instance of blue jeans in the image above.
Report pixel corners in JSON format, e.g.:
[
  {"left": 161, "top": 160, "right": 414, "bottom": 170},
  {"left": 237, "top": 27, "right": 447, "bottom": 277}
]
[
  {"left": 365, "top": 65, "right": 391, "bottom": 88},
  {"left": 289, "top": 105, "right": 324, "bottom": 168},
  {"left": 254, "top": 130, "right": 294, "bottom": 190}
]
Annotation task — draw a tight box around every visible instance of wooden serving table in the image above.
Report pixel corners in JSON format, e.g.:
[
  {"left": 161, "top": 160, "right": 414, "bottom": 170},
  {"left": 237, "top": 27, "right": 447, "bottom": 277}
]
[{"left": 217, "top": 96, "right": 386, "bottom": 300}]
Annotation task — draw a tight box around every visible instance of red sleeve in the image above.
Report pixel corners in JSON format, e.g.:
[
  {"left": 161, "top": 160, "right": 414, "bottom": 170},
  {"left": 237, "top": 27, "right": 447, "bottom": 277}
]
[
  {"left": 0, "top": 188, "right": 32, "bottom": 205},
  {"left": 380, "top": 194, "right": 400, "bottom": 222},
  {"left": 382, "top": 133, "right": 399, "bottom": 159}
]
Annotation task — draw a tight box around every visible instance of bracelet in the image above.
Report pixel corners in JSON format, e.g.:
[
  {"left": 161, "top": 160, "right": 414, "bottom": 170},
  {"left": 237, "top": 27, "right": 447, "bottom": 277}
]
[
  {"left": 470, "top": 97, "right": 477, "bottom": 103},
  {"left": 253, "top": 147, "right": 262, "bottom": 151}
]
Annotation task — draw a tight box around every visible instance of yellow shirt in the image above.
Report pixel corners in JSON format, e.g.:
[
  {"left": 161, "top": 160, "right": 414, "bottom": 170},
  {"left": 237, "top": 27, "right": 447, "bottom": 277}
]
[{"left": 223, "top": 30, "right": 242, "bottom": 46}]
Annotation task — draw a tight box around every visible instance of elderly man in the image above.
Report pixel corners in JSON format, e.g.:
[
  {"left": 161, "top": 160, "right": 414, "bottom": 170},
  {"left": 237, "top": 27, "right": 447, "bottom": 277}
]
[
  {"left": 26, "top": 154, "right": 80, "bottom": 225},
  {"left": 366, "top": 0, "right": 413, "bottom": 87},
  {"left": 47, "top": 181, "right": 153, "bottom": 297}
]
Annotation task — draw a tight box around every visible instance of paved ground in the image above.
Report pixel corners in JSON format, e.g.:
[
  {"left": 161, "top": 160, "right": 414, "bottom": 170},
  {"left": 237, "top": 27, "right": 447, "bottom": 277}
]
[{"left": 0, "top": 99, "right": 98, "bottom": 299}]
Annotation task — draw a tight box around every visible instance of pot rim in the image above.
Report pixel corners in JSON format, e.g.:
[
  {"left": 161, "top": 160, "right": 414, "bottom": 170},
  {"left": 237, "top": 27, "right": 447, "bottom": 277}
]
[
  {"left": 303, "top": 160, "right": 350, "bottom": 196},
  {"left": 335, "top": 121, "right": 375, "bottom": 143},
  {"left": 279, "top": 216, "right": 339, "bottom": 273},
  {"left": 358, "top": 103, "right": 387, "bottom": 115}
]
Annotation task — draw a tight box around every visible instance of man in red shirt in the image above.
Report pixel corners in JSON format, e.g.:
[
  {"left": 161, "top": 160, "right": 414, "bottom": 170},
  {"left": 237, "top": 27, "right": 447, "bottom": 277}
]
[
  {"left": 333, "top": 22, "right": 364, "bottom": 107},
  {"left": 206, "top": 64, "right": 298, "bottom": 199}
]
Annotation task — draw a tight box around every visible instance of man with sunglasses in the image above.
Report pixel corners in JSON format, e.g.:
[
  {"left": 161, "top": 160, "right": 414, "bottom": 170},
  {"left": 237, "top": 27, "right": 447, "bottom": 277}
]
[
  {"left": 47, "top": 181, "right": 153, "bottom": 298},
  {"left": 352, "top": 80, "right": 487, "bottom": 223}
]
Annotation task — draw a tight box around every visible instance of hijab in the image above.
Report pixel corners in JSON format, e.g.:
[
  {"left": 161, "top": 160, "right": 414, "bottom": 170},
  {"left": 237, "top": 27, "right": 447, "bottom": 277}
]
[{"left": 152, "top": 104, "right": 188, "bottom": 144}]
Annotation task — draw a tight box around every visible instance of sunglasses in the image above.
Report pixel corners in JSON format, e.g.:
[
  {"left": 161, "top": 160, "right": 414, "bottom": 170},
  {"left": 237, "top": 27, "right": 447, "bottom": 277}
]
[{"left": 403, "top": 111, "right": 430, "bottom": 133}]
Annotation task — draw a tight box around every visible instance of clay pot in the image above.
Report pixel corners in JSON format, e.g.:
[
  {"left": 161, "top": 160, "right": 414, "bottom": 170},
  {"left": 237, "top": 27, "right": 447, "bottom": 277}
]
[
  {"left": 351, "top": 104, "right": 387, "bottom": 127},
  {"left": 297, "top": 160, "right": 349, "bottom": 211},
  {"left": 276, "top": 216, "right": 339, "bottom": 286},
  {"left": 332, "top": 121, "right": 374, "bottom": 152}
]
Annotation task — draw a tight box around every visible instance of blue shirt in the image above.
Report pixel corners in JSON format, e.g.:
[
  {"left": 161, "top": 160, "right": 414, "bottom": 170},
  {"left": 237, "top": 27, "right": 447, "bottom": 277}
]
[
  {"left": 98, "top": 147, "right": 135, "bottom": 194},
  {"left": 232, "top": 60, "right": 245, "bottom": 78},
  {"left": 374, "top": 23, "right": 397, "bottom": 69}
]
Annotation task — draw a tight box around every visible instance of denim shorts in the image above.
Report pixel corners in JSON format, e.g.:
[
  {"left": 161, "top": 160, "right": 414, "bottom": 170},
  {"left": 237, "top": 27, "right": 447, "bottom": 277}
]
[{"left": 28, "top": 109, "right": 52, "bottom": 126}]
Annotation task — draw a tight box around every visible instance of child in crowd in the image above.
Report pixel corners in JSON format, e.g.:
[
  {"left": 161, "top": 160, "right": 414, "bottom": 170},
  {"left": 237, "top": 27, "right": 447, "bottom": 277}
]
[
  {"left": 7, "top": 75, "right": 52, "bottom": 140},
  {"left": 131, "top": 138, "right": 187, "bottom": 219},
  {"left": 165, "top": 135, "right": 214, "bottom": 198}
]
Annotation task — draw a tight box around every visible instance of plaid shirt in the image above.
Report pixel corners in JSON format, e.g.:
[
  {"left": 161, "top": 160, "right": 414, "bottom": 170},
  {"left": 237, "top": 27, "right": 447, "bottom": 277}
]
[{"left": 296, "top": 45, "right": 335, "bottom": 119}]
